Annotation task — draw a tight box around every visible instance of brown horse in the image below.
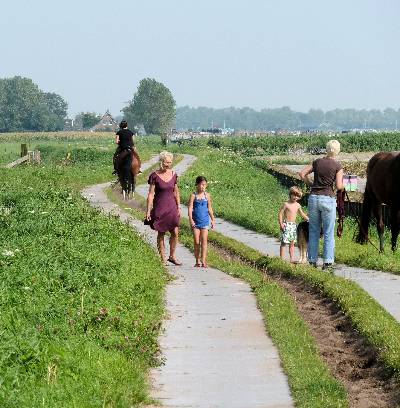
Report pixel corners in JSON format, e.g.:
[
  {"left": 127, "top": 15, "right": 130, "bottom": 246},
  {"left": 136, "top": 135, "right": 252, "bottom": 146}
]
[
  {"left": 117, "top": 149, "right": 141, "bottom": 199},
  {"left": 356, "top": 151, "right": 400, "bottom": 252}
]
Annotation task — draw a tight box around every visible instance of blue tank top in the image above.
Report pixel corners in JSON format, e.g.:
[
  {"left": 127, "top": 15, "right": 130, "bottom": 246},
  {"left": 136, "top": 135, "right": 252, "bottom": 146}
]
[{"left": 192, "top": 192, "right": 210, "bottom": 228}]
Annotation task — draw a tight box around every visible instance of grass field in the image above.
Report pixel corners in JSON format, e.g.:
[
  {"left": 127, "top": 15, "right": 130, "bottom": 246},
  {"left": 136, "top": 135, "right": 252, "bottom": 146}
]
[
  {"left": 2, "top": 131, "right": 399, "bottom": 406},
  {"left": 0, "top": 132, "right": 166, "bottom": 407}
]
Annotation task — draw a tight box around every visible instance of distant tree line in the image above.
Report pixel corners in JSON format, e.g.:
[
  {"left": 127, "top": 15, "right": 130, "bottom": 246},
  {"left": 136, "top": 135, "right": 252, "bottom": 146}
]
[
  {"left": 176, "top": 106, "right": 400, "bottom": 131},
  {"left": 0, "top": 76, "right": 68, "bottom": 132}
]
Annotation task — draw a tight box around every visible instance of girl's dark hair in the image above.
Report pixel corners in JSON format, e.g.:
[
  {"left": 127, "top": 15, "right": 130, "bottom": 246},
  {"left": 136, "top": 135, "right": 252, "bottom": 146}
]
[
  {"left": 119, "top": 120, "right": 128, "bottom": 129},
  {"left": 195, "top": 176, "right": 207, "bottom": 185}
]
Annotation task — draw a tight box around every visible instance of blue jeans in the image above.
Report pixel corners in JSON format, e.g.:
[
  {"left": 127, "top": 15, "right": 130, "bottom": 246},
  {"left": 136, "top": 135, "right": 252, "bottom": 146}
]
[{"left": 307, "top": 194, "right": 337, "bottom": 264}]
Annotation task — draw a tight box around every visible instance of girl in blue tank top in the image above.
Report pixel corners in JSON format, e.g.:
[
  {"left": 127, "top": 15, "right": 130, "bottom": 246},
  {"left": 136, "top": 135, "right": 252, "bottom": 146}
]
[{"left": 188, "top": 176, "right": 215, "bottom": 268}]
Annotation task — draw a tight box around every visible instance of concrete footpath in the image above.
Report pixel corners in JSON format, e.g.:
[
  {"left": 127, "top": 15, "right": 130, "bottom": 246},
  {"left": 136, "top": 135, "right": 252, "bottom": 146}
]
[
  {"left": 82, "top": 156, "right": 293, "bottom": 407},
  {"left": 137, "top": 154, "right": 400, "bottom": 323}
]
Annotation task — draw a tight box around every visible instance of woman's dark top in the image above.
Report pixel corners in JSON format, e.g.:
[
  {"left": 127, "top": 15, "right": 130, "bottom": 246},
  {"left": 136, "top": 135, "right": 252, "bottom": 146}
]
[
  {"left": 148, "top": 171, "right": 179, "bottom": 232},
  {"left": 116, "top": 128, "right": 134, "bottom": 149},
  {"left": 310, "top": 157, "right": 342, "bottom": 197}
]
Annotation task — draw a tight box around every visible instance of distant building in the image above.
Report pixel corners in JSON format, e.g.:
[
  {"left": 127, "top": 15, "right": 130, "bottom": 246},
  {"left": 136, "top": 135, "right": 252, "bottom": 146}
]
[
  {"left": 90, "top": 110, "right": 118, "bottom": 132},
  {"left": 63, "top": 118, "right": 74, "bottom": 131}
]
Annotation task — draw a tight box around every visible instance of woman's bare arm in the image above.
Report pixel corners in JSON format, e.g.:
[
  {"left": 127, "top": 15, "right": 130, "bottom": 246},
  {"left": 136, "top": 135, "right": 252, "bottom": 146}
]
[
  {"left": 299, "top": 164, "right": 313, "bottom": 186},
  {"left": 174, "top": 184, "right": 181, "bottom": 218},
  {"left": 146, "top": 184, "right": 155, "bottom": 220},
  {"left": 336, "top": 169, "right": 344, "bottom": 190}
]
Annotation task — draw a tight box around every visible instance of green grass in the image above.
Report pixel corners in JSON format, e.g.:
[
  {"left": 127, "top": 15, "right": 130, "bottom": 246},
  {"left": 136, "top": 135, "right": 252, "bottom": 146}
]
[{"left": 0, "top": 133, "right": 167, "bottom": 407}]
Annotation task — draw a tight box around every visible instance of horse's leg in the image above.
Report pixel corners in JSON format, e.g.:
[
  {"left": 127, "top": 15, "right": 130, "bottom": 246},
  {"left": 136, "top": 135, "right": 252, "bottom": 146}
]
[
  {"left": 120, "top": 153, "right": 132, "bottom": 199},
  {"left": 390, "top": 206, "right": 400, "bottom": 252},
  {"left": 356, "top": 187, "right": 372, "bottom": 244},
  {"left": 372, "top": 201, "right": 385, "bottom": 252},
  {"left": 131, "top": 171, "right": 136, "bottom": 197}
]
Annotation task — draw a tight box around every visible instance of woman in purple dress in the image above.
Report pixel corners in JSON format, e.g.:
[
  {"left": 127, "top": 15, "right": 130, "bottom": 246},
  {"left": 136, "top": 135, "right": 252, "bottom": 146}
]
[{"left": 146, "top": 151, "right": 182, "bottom": 265}]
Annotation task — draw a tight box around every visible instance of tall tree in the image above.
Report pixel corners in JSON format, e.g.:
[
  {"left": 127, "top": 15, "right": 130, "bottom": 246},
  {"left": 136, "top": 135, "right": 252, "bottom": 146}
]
[
  {"left": 43, "top": 92, "right": 68, "bottom": 131},
  {"left": 123, "top": 78, "right": 175, "bottom": 144}
]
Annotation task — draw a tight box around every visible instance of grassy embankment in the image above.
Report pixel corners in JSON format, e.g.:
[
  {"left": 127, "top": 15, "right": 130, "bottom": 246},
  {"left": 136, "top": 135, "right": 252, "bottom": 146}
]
[{"left": 0, "top": 133, "right": 167, "bottom": 407}]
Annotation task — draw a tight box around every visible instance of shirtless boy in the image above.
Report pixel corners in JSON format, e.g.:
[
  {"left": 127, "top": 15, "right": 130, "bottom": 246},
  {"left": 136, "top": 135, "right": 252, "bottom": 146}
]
[{"left": 278, "top": 186, "right": 309, "bottom": 262}]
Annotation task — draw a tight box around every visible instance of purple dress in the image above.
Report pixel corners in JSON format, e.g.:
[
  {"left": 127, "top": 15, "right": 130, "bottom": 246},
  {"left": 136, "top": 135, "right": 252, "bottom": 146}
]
[{"left": 148, "top": 171, "right": 180, "bottom": 232}]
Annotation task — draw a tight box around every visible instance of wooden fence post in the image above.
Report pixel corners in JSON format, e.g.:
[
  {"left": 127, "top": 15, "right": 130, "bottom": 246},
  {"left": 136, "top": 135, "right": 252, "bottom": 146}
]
[{"left": 21, "top": 144, "right": 28, "bottom": 157}]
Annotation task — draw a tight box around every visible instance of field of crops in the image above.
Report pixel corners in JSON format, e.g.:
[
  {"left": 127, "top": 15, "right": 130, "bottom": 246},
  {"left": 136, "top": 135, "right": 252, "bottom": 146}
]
[
  {"left": 202, "top": 131, "right": 400, "bottom": 156},
  {"left": 0, "top": 133, "right": 166, "bottom": 407}
]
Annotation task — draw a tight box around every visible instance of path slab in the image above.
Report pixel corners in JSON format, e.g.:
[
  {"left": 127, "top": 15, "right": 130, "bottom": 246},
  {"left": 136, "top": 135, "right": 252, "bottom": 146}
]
[{"left": 82, "top": 154, "right": 293, "bottom": 407}]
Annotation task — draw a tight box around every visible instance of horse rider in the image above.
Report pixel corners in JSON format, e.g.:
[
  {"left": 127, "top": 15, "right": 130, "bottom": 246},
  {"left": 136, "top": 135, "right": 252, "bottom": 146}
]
[{"left": 113, "top": 120, "right": 137, "bottom": 176}]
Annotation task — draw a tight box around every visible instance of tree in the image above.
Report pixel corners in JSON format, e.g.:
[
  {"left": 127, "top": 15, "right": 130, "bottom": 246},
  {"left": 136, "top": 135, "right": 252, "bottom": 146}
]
[
  {"left": 43, "top": 92, "right": 68, "bottom": 131},
  {"left": 123, "top": 78, "right": 175, "bottom": 144},
  {"left": 75, "top": 112, "right": 102, "bottom": 130},
  {"left": 0, "top": 76, "right": 68, "bottom": 132}
]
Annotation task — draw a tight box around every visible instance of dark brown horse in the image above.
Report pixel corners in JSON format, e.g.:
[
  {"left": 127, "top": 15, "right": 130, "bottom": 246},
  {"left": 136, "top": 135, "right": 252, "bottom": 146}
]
[
  {"left": 356, "top": 152, "right": 400, "bottom": 252},
  {"left": 117, "top": 149, "right": 141, "bottom": 199}
]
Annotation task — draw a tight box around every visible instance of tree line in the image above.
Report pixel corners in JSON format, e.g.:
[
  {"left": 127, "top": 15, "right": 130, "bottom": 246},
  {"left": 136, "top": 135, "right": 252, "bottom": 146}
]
[
  {"left": 0, "top": 75, "right": 176, "bottom": 140},
  {"left": 0, "top": 76, "right": 68, "bottom": 132},
  {"left": 3, "top": 74, "right": 399, "bottom": 134},
  {"left": 176, "top": 106, "right": 400, "bottom": 131}
]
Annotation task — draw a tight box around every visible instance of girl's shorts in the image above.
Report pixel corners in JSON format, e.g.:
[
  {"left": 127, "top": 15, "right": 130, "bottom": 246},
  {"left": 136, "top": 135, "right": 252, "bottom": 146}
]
[{"left": 194, "top": 223, "right": 210, "bottom": 230}]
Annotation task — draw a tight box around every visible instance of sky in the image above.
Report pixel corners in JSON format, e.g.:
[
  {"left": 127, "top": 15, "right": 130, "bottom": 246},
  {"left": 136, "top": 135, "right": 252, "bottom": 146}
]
[{"left": 1, "top": 0, "right": 399, "bottom": 117}]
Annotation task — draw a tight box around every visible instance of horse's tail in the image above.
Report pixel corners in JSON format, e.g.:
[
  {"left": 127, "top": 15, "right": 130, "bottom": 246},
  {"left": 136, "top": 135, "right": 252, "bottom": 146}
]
[{"left": 355, "top": 186, "right": 373, "bottom": 244}]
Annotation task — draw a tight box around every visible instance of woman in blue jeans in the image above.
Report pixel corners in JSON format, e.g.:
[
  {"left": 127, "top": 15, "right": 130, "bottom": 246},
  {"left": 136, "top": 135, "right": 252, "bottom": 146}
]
[{"left": 299, "top": 140, "right": 344, "bottom": 270}]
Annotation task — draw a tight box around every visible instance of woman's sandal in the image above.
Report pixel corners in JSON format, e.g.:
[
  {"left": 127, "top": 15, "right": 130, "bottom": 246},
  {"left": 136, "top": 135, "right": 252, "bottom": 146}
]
[
  {"left": 201, "top": 262, "right": 208, "bottom": 268},
  {"left": 194, "top": 263, "right": 201, "bottom": 267},
  {"left": 168, "top": 257, "right": 182, "bottom": 266}
]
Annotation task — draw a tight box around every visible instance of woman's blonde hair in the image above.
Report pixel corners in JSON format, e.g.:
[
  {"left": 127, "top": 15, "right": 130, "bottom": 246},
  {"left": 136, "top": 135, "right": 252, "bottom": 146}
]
[
  {"left": 159, "top": 151, "right": 173, "bottom": 168},
  {"left": 326, "top": 140, "right": 340, "bottom": 157}
]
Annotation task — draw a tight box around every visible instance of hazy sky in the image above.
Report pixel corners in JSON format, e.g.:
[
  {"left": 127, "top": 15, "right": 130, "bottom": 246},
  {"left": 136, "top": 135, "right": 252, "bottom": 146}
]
[{"left": 1, "top": 0, "right": 399, "bottom": 117}]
